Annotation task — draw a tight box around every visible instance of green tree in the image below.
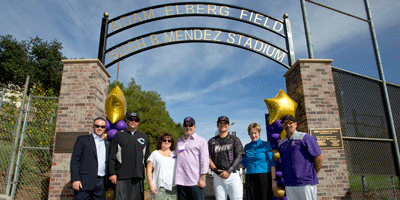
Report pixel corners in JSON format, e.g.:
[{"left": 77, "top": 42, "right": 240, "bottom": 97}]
[
  {"left": 0, "top": 34, "right": 65, "bottom": 95},
  {"left": 108, "top": 79, "right": 183, "bottom": 151}
]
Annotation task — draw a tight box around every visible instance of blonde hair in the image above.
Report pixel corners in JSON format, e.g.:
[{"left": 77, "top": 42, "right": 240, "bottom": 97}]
[{"left": 247, "top": 123, "right": 261, "bottom": 134}]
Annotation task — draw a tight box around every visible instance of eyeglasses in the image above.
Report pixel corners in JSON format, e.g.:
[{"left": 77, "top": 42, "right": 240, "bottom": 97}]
[
  {"left": 282, "top": 121, "right": 295, "bottom": 126},
  {"left": 128, "top": 117, "right": 140, "bottom": 122},
  {"left": 183, "top": 123, "right": 194, "bottom": 127},
  {"left": 218, "top": 122, "right": 229, "bottom": 126},
  {"left": 162, "top": 139, "right": 172, "bottom": 143},
  {"left": 94, "top": 124, "right": 106, "bottom": 129}
]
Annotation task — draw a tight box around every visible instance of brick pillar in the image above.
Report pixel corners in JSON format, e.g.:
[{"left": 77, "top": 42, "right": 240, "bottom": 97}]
[
  {"left": 48, "top": 59, "right": 111, "bottom": 200},
  {"left": 284, "top": 59, "right": 351, "bottom": 199}
]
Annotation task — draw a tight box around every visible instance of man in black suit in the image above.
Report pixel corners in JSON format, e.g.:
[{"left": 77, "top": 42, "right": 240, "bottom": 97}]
[{"left": 70, "top": 117, "right": 110, "bottom": 200}]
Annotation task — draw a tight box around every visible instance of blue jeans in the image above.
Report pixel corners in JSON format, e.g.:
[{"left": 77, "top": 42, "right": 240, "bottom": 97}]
[{"left": 177, "top": 185, "right": 204, "bottom": 200}]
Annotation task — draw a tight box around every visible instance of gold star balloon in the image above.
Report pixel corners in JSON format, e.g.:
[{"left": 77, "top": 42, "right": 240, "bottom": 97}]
[
  {"left": 105, "top": 86, "right": 127, "bottom": 124},
  {"left": 264, "top": 89, "right": 298, "bottom": 124}
]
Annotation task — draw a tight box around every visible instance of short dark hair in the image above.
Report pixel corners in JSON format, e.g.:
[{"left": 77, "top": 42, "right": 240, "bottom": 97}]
[
  {"left": 156, "top": 133, "right": 175, "bottom": 151},
  {"left": 93, "top": 117, "right": 106, "bottom": 124}
]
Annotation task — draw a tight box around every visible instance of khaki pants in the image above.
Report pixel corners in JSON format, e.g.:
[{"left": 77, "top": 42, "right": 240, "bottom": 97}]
[{"left": 152, "top": 186, "right": 177, "bottom": 200}]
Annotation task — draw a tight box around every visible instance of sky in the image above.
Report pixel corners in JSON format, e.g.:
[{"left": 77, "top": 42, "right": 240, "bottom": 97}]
[{"left": 1, "top": 0, "right": 399, "bottom": 145}]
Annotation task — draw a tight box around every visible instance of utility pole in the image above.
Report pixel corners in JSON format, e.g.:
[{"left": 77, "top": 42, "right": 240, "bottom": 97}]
[{"left": 116, "top": 60, "right": 124, "bottom": 81}]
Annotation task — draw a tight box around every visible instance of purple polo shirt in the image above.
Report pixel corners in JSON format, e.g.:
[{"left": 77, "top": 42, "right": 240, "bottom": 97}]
[
  {"left": 175, "top": 133, "right": 209, "bottom": 186},
  {"left": 278, "top": 131, "right": 321, "bottom": 186}
]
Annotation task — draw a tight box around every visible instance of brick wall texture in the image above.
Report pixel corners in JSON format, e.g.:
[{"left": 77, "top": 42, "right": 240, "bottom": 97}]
[
  {"left": 284, "top": 59, "right": 351, "bottom": 199},
  {"left": 48, "top": 59, "right": 110, "bottom": 200}
]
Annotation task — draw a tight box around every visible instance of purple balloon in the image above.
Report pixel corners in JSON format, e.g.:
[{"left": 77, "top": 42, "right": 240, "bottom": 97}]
[
  {"left": 268, "top": 133, "right": 280, "bottom": 141},
  {"left": 114, "top": 120, "right": 127, "bottom": 130},
  {"left": 270, "top": 140, "right": 278, "bottom": 149},
  {"left": 266, "top": 124, "right": 275, "bottom": 133},
  {"left": 277, "top": 177, "right": 285, "bottom": 186},
  {"left": 276, "top": 171, "right": 283, "bottom": 178},
  {"left": 106, "top": 119, "right": 111, "bottom": 131},
  {"left": 107, "top": 129, "right": 118, "bottom": 142},
  {"left": 282, "top": 196, "right": 288, "bottom": 200},
  {"left": 272, "top": 120, "right": 283, "bottom": 133},
  {"left": 275, "top": 158, "right": 282, "bottom": 166}
]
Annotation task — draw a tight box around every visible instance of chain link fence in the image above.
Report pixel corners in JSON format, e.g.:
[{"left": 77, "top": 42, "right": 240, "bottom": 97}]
[
  {"left": 302, "top": 0, "right": 400, "bottom": 199},
  {"left": 0, "top": 90, "right": 58, "bottom": 199},
  {"left": 0, "top": 112, "right": 19, "bottom": 195},
  {"left": 333, "top": 67, "right": 400, "bottom": 199}
]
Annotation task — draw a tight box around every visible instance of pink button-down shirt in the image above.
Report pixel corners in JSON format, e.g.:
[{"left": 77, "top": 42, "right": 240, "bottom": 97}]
[{"left": 174, "top": 133, "right": 209, "bottom": 186}]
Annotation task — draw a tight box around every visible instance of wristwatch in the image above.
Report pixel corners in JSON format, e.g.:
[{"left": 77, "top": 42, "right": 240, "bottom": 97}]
[{"left": 201, "top": 177, "right": 206, "bottom": 181}]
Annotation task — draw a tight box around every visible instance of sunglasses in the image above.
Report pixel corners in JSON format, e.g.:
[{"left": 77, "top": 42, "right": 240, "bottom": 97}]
[
  {"left": 282, "top": 121, "right": 295, "bottom": 126},
  {"left": 128, "top": 117, "right": 140, "bottom": 122},
  {"left": 163, "top": 139, "right": 172, "bottom": 143},
  {"left": 183, "top": 123, "right": 194, "bottom": 127},
  {"left": 94, "top": 124, "right": 106, "bottom": 129},
  {"left": 218, "top": 122, "right": 229, "bottom": 126}
]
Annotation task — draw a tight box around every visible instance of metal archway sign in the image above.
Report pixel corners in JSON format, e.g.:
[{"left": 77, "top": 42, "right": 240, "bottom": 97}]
[{"left": 98, "top": 2, "right": 295, "bottom": 69}]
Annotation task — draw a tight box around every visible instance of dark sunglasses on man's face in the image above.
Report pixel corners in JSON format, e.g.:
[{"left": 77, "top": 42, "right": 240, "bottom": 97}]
[
  {"left": 94, "top": 124, "right": 106, "bottom": 129},
  {"left": 282, "top": 121, "right": 295, "bottom": 126},
  {"left": 183, "top": 123, "right": 194, "bottom": 127},
  {"left": 128, "top": 117, "right": 140, "bottom": 122}
]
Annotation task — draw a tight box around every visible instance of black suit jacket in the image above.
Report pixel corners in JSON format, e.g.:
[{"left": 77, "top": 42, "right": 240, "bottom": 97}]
[{"left": 70, "top": 134, "right": 110, "bottom": 190}]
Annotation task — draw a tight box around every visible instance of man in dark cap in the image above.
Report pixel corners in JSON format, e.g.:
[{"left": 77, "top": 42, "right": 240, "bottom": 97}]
[
  {"left": 175, "top": 117, "right": 209, "bottom": 200},
  {"left": 109, "top": 111, "right": 150, "bottom": 200},
  {"left": 278, "top": 115, "right": 323, "bottom": 200},
  {"left": 208, "top": 116, "right": 244, "bottom": 200}
]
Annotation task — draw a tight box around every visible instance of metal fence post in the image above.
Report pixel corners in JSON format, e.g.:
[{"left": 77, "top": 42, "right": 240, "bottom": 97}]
[
  {"left": 0, "top": 88, "right": 5, "bottom": 108},
  {"left": 364, "top": 0, "right": 400, "bottom": 176},
  {"left": 300, "top": 0, "right": 314, "bottom": 59},
  {"left": 5, "top": 76, "right": 29, "bottom": 196},
  {"left": 283, "top": 14, "right": 296, "bottom": 67},
  {"left": 362, "top": 175, "right": 367, "bottom": 197},
  {"left": 10, "top": 96, "right": 32, "bottom": 199},
  {"left": 391, "top": 176, "right": 397, "bottom": 199}
]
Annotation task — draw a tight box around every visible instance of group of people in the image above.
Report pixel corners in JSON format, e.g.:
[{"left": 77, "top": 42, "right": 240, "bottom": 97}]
[{"left": 70, "top": 112, "right": 323, "bottom": 200}]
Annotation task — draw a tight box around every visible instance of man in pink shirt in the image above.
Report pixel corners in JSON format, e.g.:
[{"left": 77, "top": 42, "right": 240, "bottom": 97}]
[{"left": 175, "top": 117, "right": 209, "bottom": 200}]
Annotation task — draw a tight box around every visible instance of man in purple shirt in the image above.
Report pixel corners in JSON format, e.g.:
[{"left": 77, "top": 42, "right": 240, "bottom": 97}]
[
  {"left": 175, "top": 117, "right": 209, "bottom": 200},
  {"left": 278, "top": 115, "right": 323, "bottom": 200}
]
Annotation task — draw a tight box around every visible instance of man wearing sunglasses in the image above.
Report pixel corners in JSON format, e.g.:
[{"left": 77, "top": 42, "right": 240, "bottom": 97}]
[
  {"left": 175, "top": 117, "right": 209, "bottom": 200},
  {"left": 108, "top": 112, "right": 150, "bottom": 200},
  {"left": 208, "top": 116, "right": 244, "bottom": 200},
  {"left": 278, "top": 115, "right": 323, "bottom": 200},
  {"left": 70, "top": 117, "right": 110, "bottom": 200}
]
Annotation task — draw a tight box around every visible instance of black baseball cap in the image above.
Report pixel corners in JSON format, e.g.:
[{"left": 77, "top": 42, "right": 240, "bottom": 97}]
[
  {"left": 281, "top": 115, "right": 296, "bottom": 122},
  {"left": 217, "top": 116, "right": 230, "bottom": 123},
  {"left": 125, "top": 111, "right": 140, "bottom": 119},
  {"left": 183, "top": 117, "right": 195, "bottom": 125}
]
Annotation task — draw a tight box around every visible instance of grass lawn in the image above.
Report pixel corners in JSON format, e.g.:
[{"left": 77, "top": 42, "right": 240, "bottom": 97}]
[{"left": 349, "top": 175, "right": 400, "bottom": 191}]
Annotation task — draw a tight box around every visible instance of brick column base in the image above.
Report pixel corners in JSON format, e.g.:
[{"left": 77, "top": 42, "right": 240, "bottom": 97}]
[
  {"left": 284, "top": 59, "right": 351, "bottom": 199},
  {"left": 48, "top": 59, "right": 111, "bottom": 200}
]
